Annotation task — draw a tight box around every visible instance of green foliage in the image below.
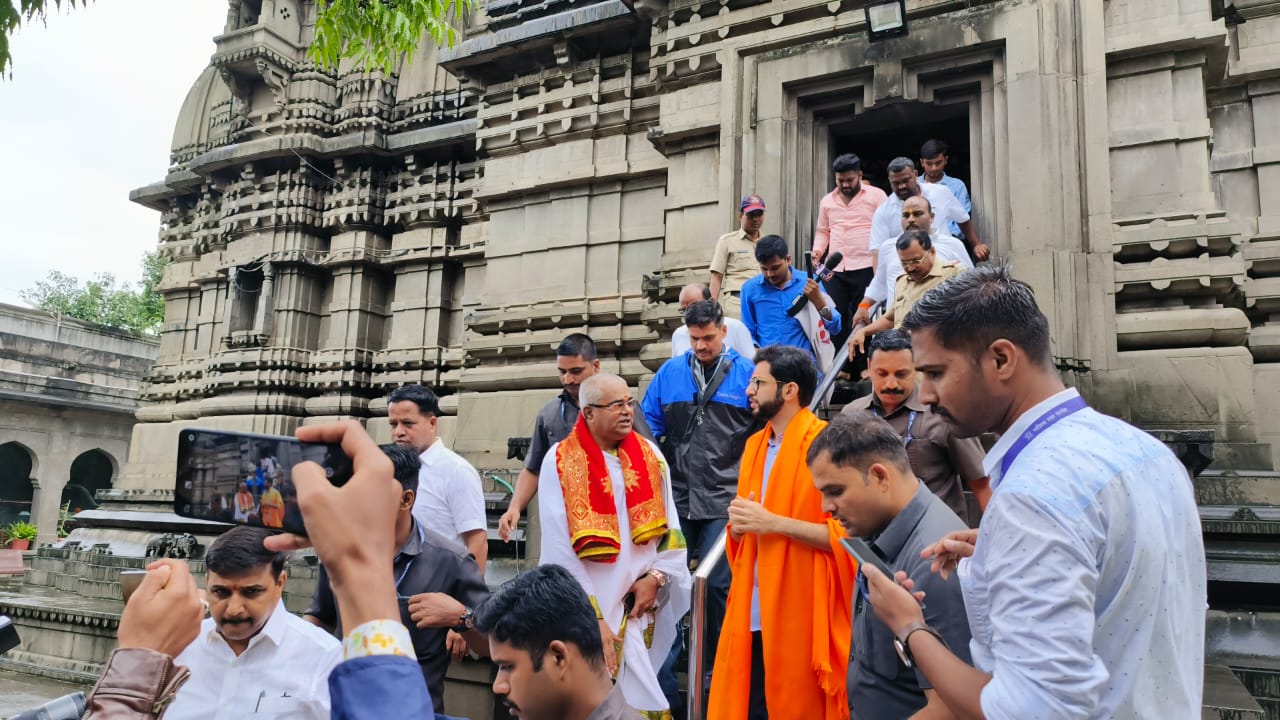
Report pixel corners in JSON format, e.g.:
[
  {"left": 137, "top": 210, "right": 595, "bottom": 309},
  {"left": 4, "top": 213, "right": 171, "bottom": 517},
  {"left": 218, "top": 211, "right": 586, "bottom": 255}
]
[
  {"left": 21, "top": 250, "right": 169, "bottom": 335},
  {"left": 57, "top": 501, "right": 72, "bottom": 537},
  {"left": 6, "top": 520, "right": 38, "bottom": 542},
  {"left": 1, "top": 0, "right": 89, "bottom": 76},
  {"left": 309, "top": 0, "right": 470, "bottom": 74}
]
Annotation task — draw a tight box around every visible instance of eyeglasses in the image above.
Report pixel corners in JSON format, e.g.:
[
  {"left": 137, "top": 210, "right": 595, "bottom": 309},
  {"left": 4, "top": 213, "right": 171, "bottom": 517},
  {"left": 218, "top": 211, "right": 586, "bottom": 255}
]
[
  {"left": 748, "top": 377, "right": 789, "bottom": 392},
  {"left": 588, "top": 398, "right": 636, "bottom": 413},
  {"left": 900, "top": 255, "right": 928, "bottom": 269}
]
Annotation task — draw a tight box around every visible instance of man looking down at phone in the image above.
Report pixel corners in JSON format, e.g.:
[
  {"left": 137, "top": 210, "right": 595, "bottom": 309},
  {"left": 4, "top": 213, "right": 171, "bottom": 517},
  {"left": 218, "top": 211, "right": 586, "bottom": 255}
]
[
  {"left": 538, "top": 373, "right": 691, "bottom": 718},
  {"left": 808, "top": 411, "right": 972, "bottom": 719},
  {"left": 165, "top": 526, "right": 342, "bottom": 720},
  {"left": 305, "top": 444, "right": 490, "bottom": 719},
  {"left": 388, "top": 384, "right": 489, "bottom": 570},
  {"left": 475, "top": 564, "right": 647, "bottom": 720},
  {"left": 862, "top": 264, "right": 1206, "bottom": 718},
  {"left": 708, "top": 344, "right": 851, "bottom": 720}
]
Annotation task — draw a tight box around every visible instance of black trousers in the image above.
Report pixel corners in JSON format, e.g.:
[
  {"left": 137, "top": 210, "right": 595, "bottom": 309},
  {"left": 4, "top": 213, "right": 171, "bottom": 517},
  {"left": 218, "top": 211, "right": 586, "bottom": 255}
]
[
  {"left": 825, "top": 267, "right": 875, "bottom": 368},
  {"left": 748, "top": 631, "right": 769, "bottom": 720}
]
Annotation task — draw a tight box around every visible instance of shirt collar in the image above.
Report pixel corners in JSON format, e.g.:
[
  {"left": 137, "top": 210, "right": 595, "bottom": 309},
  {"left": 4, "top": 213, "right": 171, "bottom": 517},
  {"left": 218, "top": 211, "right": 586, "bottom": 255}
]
[
  {"left": 760, "top": 267, "right": 805, "bottom": 291},
  {"left": 870, "top": 482, "right": 931, "bottom": 564},
  {"left": 587, "top": 683, "right": 632, "bottom": 720},
  {"left": 982, "top": 387, "right": 1081, "bottom": 488},
  {"left": 396, "top": 518, "right": 426, "bottom": 562},
  {"left": 558, "top": 389, "right": 579, "bottom": 409},
  {"left": 418, "top": 437, "right": 443, "bottom": 461}
]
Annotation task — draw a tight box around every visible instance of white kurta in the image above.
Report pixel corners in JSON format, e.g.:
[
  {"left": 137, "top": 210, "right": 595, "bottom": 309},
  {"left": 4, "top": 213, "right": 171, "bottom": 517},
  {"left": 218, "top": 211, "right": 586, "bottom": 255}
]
[{"left": 538, "top": 437, "right": 692, "bottom": 714}]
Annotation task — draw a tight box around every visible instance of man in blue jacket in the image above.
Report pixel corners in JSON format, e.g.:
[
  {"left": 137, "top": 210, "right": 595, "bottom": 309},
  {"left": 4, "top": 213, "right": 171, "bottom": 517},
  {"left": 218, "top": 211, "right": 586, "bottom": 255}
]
[{"left": 642, "top": 299, "right": 757, "bottom": 713}]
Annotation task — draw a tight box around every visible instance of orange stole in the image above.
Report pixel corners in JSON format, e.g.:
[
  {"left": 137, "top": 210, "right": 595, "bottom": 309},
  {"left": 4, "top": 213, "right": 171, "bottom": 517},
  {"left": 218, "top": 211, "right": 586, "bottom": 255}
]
[
  {"left": 708, "top": 409, "right": 854, "bottom": 720},
  {"left": 555, "top": 418, "right": 668, "bottom": 563}
]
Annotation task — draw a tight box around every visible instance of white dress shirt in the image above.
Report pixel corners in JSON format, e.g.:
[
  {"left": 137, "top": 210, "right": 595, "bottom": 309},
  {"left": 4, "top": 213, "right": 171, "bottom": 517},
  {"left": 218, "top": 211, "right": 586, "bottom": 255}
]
[
  {"left": 167, "top": 601, "right": 342, "bottom": 720},
  {"left": 671, "top": 317, "right": 755, "bottom": 360},
  {"left": 961, "top": 388, "right": 1206, "bottom": 718},
  {"left": 412, "top": 438, "right": 488, "bottom": 544},
  {"left": 868, "top": 183, "right": 969, "bottom": 253},
  {"left": 864, "top": 233, "right": 973, "bottom": 308}
]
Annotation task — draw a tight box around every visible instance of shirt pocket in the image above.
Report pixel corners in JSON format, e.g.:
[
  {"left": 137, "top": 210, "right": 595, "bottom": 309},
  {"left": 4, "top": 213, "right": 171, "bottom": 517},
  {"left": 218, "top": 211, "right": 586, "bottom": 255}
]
[{"left": 255, "top": 695, "right": 303, "bottom": 716}]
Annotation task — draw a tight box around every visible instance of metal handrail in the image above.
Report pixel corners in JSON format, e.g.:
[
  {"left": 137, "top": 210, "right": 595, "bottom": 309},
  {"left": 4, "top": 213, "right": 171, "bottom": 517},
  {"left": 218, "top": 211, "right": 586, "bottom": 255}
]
[{"left": 686, "top": 324, "right": 867, "bottom": 718}]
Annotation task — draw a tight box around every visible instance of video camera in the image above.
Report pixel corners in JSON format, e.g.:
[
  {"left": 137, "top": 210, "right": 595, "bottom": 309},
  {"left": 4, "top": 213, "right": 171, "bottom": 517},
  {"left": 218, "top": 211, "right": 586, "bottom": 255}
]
[{"left": 2, "top": 614, "right": 87, "bottom": 720}]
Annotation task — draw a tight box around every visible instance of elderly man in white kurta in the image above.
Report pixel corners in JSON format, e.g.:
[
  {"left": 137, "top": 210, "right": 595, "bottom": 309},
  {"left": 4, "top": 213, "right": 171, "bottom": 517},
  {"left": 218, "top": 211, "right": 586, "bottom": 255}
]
[{"left": 538, "top": 373, "right": 692, "bottom": 720}]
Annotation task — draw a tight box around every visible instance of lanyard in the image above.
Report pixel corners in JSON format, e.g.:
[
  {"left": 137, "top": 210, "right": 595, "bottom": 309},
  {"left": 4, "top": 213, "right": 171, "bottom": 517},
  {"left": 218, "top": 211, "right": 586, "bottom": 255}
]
[
  {"left": 690, "top": 351, "right": 726, "bottom": 395},
  {"left": 998, "top": 394, "right": 1088, "bottom": 477},
  {"left": 872, "top": 404, "right": 918, "bottom": 449},
  {"left": 394, "top": 524, "right": 427, "bottom": 594}
]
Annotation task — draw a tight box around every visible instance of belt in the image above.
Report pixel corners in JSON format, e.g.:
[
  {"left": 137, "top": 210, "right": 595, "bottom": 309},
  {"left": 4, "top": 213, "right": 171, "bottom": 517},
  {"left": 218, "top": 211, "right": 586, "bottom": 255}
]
[{"left": 722, "top": 290, "right": 741, "bottom": 297}]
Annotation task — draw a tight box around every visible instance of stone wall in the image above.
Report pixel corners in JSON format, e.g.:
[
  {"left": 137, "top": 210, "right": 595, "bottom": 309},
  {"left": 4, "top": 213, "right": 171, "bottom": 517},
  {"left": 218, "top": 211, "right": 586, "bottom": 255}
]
[{"left": 0, "top": 305, "right": 157, "bottom": 544}]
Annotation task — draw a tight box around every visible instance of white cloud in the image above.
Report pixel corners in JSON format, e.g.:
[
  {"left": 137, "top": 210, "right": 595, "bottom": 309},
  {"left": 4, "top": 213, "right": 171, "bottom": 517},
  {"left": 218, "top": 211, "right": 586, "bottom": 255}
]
[{"left": 0, "top": 0, "right": 228, "bottom": 305}]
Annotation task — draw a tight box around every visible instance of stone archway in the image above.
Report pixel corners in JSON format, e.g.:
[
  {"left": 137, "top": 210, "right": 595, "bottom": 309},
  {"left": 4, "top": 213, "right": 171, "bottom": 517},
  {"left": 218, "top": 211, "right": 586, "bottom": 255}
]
[
  {"left": 0, "top": 441, "right": 36, "bottom": 527},
  {"left": 62, "top": 449, "right": 117, "bottom": 513}
]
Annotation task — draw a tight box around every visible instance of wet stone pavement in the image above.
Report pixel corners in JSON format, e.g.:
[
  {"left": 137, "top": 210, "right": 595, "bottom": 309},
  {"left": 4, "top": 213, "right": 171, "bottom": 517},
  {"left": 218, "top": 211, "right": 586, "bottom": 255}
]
[{"left": 0, "top": 670, "right": 89, "bottom": 718}]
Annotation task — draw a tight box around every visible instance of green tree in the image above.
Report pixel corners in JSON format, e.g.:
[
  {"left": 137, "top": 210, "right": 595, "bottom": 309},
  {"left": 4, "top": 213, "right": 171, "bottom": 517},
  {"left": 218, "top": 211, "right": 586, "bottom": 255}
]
[
  {"left": 21, "top": 250, "right": 169, "bottom": 335},
  {"left": 3, "top": 0, "right": 469, "bottom": 77}
]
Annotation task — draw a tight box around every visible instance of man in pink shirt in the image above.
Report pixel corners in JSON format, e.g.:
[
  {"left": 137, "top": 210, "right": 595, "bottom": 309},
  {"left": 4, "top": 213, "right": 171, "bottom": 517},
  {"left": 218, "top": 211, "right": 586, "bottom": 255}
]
[{"left": 812, "top": 153, "right": 887, "bottom": 351}]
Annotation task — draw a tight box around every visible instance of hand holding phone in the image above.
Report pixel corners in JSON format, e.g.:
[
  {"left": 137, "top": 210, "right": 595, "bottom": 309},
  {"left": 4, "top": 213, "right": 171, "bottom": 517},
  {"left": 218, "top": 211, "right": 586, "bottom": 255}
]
[{"left": 840, "top": 537, "right": 893, "bottom": 577}]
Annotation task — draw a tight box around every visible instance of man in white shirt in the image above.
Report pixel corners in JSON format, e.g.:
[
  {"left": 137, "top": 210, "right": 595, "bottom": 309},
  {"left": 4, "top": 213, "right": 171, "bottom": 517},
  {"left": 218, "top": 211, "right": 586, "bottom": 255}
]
[
  {"left": 861, "top": 264, "right": 1206, "bottom": 718},
  {"left": 868, "top": 157, "right": 987, "bottom": 269},
  {"left": 671, "top": 283, "right": 755, "bottom": 359},
  {"left": 166, "top": 526, "right": 342, "bottom": 720},
  {"left": 388, "top": 384, "right": 489, "bottom": 571},
  {"left": 856, "top": 195, "right": 972, "bottom": 324}
]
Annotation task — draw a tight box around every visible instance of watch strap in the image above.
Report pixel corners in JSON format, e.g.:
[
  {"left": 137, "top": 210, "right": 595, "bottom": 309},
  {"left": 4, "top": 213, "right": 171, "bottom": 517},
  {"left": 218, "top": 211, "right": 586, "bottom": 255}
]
[{"left": 898, "top": 622, "right": 948, "bottom": 665}]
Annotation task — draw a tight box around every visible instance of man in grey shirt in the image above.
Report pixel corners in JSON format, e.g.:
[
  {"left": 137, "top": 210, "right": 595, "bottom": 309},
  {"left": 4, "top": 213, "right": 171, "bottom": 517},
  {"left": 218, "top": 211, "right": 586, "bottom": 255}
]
[
  {"left": 808, "top": 411, "right": 972, "bottom": 719},
  {"left": 476, "top": 564, "right": 645, "bottom": 720}
]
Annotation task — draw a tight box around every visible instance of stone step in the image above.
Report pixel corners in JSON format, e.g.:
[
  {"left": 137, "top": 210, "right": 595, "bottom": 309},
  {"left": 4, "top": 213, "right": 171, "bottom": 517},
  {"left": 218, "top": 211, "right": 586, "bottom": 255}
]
[
  {"left": 1205, "top": 539, "right": 1280, "bottom": 585},
  {"left": 1203, "top": 665, "right": 1265, "bottom": 719},
  {"left": 1197, "top": 471, "right": 1280, "bottom": 535}
]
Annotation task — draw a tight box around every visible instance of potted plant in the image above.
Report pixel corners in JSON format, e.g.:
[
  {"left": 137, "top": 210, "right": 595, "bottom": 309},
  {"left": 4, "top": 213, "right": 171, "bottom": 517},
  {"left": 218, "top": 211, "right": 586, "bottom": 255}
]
[{"left": 6, "top": 521, "right": 38, "bottom": 551}]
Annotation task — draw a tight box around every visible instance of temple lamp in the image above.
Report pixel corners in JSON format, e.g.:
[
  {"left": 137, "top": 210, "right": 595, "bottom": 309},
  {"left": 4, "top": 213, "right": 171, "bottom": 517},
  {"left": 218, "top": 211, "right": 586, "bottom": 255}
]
[{"left": 865, "top": 0, "right": 908, "bottom": 41}]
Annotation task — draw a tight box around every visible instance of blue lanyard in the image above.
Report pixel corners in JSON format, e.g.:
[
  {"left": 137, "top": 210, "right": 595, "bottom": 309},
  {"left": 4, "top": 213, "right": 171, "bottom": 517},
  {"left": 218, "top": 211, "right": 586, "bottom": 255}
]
[
  {"left": 395, "top": 524, "right": 427, "bottom": 594},
  {"left": 998, "top": 394, "right": 1088, "bottom": 477},
  {"left": 873, "top": 405, "right": 917, "bottom": 449}
]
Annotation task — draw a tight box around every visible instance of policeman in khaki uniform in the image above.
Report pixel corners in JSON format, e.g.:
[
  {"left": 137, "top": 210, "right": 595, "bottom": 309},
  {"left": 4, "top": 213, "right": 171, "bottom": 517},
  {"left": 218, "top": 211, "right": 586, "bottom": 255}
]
[
  {"left": 849, "top": 228, "right": 963, "bottom": 355},
  {"left": 709, "top": 194, "right": 767, "bottom": 318}
]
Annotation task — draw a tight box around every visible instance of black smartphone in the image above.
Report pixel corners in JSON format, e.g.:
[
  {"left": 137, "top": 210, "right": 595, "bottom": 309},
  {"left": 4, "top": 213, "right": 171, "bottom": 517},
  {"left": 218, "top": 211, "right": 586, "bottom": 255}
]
[
  {"left": 0, "top": 615, "right": 18, "bottom": 655},
  {"left": 175, "top": 428, "right": 353, "bottom": 535},
  {"left": 840, "top": 537, "right": 894, "bottom": 578}
]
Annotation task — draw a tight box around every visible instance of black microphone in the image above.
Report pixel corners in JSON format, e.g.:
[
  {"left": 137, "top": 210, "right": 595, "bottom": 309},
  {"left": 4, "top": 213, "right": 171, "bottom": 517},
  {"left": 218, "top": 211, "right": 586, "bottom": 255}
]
[{"left": 787, "top": 251, "right": 843, "bottom": 317}]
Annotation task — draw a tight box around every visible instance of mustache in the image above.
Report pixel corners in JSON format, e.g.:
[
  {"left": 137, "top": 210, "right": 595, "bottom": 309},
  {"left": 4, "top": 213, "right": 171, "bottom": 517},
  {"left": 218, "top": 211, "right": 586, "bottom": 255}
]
[
  {"left": 932, "top": 404, "right": 954, "bottom": 420},
  {"left": 221, "top": 617, "right": 253, "bottom": 626},
  {"left": 879, "top": 388, "right": 905, "bottom": 396}
]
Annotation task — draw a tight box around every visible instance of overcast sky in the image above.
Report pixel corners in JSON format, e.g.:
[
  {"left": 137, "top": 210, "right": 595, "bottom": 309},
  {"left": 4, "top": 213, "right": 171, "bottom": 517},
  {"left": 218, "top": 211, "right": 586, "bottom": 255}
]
[{"left": 0, "top": 0, "right": 228, "bottom": 306}]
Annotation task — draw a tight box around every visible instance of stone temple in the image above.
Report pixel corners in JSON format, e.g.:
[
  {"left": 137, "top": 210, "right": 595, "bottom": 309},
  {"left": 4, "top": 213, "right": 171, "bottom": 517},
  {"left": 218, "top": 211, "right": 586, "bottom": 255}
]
[{"left": 6, "top": 0, "right": 1280, "bottom": 715}]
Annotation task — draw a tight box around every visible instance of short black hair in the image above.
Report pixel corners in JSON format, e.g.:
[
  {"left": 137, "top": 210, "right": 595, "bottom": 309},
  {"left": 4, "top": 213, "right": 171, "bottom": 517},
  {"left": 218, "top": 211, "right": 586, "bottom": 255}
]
[
  {"left": 754, "top": 344, "right": 817, "bottom": 406},
  {"left": 206, "top": 526, "right": 286, "bottom": 578},
  {"left": 866, "top": 328, "right": 912, "bottom": 362},
  {"left": 896, "top": 229, "right": 933, "bottom": 252},
  {"left": 807, "top": 411, "right": 910, "bottom": 475},
  {"left": 902, "top": 262, "right": 1053, "bottom": 367},
  {"left": 754, "top": 234, "right": 790, "bottom": 264},
  {"left": 921, "top": 139, "right": 949, "bottom": 160},
  {"left": 380, "top": 443, "right": 420, "bottom": 494},
  {"left": 474, "top": 564, "right": 605, "bottom": 671},
  {"left": 557, "top": 333, "right": 597, "bottom": 362},
  {"left": 832, "top": 153, "right": 861, "bottom": 173},
  {"left": 887, "top": 157, "right": 916, "bottom": 174},
  {"left": 684, "top": 299, "right": 724, "bottom": 328},
  {"left": 388, "top": 385, "right": 440, "bottom": 417}
]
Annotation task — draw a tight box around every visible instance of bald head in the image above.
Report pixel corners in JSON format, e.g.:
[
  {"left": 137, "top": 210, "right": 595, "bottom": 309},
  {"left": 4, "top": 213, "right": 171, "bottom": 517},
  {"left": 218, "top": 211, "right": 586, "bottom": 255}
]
[
  {"left": 579, "top": 373, "right": 635, "bottom": 448},
  {"left": 679, "top": 283, "right": 712, "bottom": 310},
  {"left": 900, "top": 194, "right": 934, "bottom": 233}
]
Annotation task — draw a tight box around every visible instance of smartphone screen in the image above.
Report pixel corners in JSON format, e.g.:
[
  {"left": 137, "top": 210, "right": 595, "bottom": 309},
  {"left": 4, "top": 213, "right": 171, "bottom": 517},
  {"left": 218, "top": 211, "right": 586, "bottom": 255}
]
[
  {"left": 174, "top": 428, "right": 353, "bottom": 535},
  {"left": 840, "top": 536, "right": 894, "bottom": 578}
]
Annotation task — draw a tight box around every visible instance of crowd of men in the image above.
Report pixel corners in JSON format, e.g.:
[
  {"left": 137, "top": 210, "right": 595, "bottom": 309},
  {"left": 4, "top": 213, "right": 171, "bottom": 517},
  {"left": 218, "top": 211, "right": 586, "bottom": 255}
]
[{"left": 76, "top": 139, "right": 1207, "bottom": 720}]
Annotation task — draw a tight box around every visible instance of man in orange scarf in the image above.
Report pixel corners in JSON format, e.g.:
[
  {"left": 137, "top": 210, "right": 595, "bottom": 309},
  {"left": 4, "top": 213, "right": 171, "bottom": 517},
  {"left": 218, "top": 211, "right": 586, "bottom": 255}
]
[
  {"left": 709, "top": 345, "right": 854, "bottom": 720},
  {"left": 538, "top": 373, "right": 692, "bottom": 719}
]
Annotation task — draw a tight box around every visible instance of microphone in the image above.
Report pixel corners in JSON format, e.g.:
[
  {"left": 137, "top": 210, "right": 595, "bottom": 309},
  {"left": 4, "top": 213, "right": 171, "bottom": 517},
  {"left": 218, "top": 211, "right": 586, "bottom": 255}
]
[{"left": 787, "top": 251, "right": 843, "bottom": 317}]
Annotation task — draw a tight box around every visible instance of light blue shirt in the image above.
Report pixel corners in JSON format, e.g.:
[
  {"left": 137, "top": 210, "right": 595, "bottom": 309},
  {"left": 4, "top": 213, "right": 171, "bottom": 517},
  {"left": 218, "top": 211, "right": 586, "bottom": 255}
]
[
  {"left": 961, "top": 388, "right": 1206, "bottom": 718},
  {"left": 749, "top": 431, "right": 784, "bottom": 632},
  {"left": 924, "top": 173, "right": 971, "bottom": 239}
]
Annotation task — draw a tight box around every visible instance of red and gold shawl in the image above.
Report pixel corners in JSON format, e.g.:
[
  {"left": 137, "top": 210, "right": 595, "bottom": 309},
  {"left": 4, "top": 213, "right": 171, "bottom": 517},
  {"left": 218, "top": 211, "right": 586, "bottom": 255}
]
[{"left": 554, "top": 416, "right": 667, "bottom": 563}]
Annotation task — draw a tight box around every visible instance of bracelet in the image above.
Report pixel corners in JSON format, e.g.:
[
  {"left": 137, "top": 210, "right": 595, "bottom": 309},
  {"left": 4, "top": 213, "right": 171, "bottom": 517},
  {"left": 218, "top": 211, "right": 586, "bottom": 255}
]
[
  {"left": 344, "top": 619, "right": 414, "bottom": 660},
  {"left": 858, "top": 301, "right": 872, "bottom": 309}
]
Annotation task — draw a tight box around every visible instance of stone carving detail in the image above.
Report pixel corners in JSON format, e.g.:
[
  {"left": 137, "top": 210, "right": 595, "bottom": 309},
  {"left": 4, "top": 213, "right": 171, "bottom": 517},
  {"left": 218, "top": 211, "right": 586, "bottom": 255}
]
[{"left": 144, "top": 533, "right": 202, "bottom": 560}]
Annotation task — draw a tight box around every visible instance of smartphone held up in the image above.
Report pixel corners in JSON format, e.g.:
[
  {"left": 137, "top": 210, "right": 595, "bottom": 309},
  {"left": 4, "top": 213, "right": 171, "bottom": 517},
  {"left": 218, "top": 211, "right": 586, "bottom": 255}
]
[{"left": 174, "top": 429, "right": 353, "bottom": 535}]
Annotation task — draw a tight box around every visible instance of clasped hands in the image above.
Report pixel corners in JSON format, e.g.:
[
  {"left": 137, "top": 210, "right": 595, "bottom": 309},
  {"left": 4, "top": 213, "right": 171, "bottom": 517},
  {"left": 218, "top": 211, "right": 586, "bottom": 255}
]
[{"left": 727, "top": 491, "right": 780, "bottom": 539}]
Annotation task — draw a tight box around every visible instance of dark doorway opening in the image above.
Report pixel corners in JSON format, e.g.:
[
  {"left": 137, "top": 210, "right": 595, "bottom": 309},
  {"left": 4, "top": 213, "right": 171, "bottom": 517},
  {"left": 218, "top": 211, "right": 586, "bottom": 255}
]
[
  {"left": 0, "top": 442, "right": 35, "bottom": 527},
  {"left": 829, "top": 102, "right": 971, "bottom": 197},
  {"left": 63, "top": 449, "right": 114, "bottom": 513}
]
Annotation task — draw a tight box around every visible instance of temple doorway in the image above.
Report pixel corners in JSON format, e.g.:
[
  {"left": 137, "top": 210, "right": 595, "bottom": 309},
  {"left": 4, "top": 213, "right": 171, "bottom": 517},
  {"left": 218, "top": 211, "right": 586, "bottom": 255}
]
[{"left": 829, "top": 101, "right": 972, "bottom": 198}]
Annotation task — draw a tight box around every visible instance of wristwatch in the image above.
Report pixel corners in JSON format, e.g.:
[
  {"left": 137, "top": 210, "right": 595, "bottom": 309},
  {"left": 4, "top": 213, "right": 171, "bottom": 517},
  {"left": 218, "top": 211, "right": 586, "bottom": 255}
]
[
  {"left": 818, "top": 306, "right": 833, "bottom": 319},
  {"left": 452, "top": 608, "right": 475, "bottom": 634},
  {"left": 893, "top": 622, "right": 948, "bottom": 668},
  {"left": 646, "top": 568, "right": 668, "bottom": 588}
]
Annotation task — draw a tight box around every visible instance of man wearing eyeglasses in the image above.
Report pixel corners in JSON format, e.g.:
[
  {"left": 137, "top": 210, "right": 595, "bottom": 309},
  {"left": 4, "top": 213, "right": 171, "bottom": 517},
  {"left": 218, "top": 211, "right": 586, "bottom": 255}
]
[
  {"left": 807, "top": 411, "right": 972, "bottom": 720},
  {"left": 842, "top": 329, "right": 989, "bottom": 524},
  {"left": 708, "top": 345, "right": 851, "bottom": 720},
  {"left": 538, "top": 373, "right": 692, "bottom": 718},
  {"left": 848, "top": 229, "right": 964, "bottom": 356}
]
